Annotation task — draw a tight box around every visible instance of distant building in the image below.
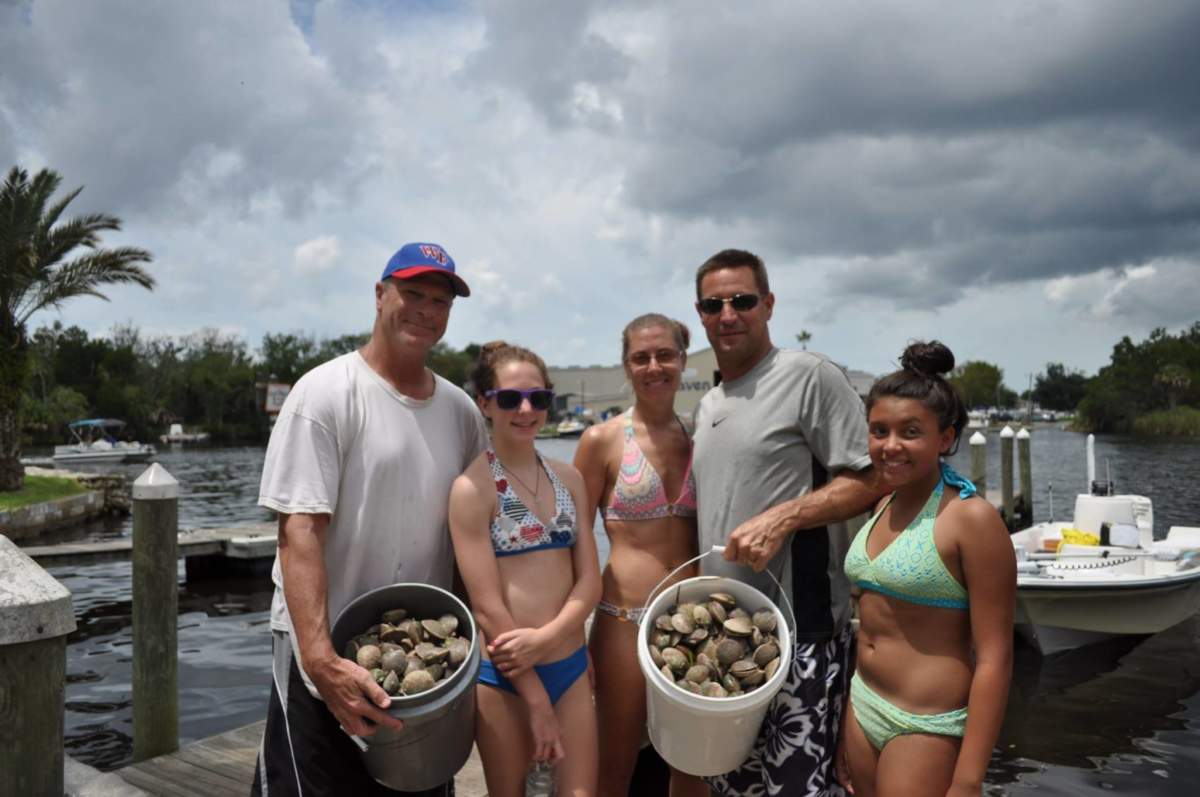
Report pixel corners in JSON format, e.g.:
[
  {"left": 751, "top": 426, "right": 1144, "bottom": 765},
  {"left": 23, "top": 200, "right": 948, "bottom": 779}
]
[{"left": 546, "top": 347, "right": 873, "bottom": 421}]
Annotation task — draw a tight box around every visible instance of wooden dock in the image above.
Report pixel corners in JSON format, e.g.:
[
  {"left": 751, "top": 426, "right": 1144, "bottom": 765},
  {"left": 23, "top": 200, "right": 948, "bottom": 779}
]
[
  {"left": 22, "top": 523, "right": 277, "bottom": 575},
  {"left": 111, "top": 721, "right": 490, "bottom": 796}
]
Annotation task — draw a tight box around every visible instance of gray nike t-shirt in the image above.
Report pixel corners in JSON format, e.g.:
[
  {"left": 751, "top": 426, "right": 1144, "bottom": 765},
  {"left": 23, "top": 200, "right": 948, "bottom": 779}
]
[{"left": 693, "top": 347, "right": 871, "bottom": 640}]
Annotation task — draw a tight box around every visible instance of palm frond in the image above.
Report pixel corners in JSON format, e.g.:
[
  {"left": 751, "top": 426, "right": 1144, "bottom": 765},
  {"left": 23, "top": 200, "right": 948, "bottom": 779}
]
[
  {"left": 37, "top": 185, "right": 85, "bottom": 236},
  {"left": 1, "top": 166, "right": 154, "bottom": 329},
  {"left": 17, "top": 247, "right": 154, "bottom": 325}
]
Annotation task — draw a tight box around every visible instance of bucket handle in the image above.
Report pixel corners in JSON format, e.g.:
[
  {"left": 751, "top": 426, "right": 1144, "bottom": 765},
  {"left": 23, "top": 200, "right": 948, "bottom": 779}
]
[{"left": 639, "top": 546, "right": 797, "bottom": 639}]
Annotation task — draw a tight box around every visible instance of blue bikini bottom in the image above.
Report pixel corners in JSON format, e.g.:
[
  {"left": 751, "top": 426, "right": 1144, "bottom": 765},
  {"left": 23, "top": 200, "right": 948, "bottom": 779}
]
[{"left": 477, "top": 645, "right": 588, "bottom": 705}]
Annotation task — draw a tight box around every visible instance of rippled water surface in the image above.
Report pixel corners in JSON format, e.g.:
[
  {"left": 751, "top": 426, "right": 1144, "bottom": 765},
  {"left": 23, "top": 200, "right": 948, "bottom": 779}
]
[{"left": 24, "top": 431, "right": 1200, "bottom": 792}]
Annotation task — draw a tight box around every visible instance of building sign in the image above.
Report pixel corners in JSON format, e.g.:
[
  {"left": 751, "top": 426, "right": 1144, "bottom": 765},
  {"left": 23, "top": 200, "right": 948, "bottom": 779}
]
[{"left": 265, "top": 383, "right": 291, "bottom": 413}]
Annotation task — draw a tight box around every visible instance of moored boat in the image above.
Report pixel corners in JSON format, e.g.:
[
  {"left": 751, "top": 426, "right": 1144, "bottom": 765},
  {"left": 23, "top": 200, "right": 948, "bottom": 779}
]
[
  {"left": 53, "top": 419, "right": 157, "bottom": 466},
  {"left": 555, "top": 416, "right": 587, "bottom": 437},
  {"left": 160, "top": 423, "right": 211, "bottom": 444},
  {"left": 1009, "top": 438, "right": 1200, "bottom": 654}
]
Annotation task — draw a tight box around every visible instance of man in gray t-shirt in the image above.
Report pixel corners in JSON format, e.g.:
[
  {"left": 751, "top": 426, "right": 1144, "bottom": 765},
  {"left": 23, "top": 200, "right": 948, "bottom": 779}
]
[{"left": 691, "top": 249, "right": 885, "bottom": 797}]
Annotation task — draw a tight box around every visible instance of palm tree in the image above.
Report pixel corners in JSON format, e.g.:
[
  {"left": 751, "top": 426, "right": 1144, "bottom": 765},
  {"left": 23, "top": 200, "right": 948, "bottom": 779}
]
[
  {"left": 795, "top": 330, "right": 812, "bottom": 350},
  {"left": 1155, "top": 363, "right": 1191, "bottom": 410},
  {"left": 1, "top": 166, "right": 154, "bottom": 490}
]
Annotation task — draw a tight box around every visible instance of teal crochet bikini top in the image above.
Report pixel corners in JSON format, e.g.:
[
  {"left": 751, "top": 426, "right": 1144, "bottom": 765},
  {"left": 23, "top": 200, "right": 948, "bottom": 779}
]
[{"left": 844, "top": 464, "right": 970, "bottom": 611}]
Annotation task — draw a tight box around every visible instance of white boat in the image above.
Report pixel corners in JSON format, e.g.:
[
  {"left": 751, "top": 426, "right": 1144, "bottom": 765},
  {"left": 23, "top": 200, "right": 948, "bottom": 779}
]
[
  {"left": 1009, "top": 437, "right": 1200, "bottom": 655},
  {"left": 967, "top": 410, "right": 988, "bottom": 429},
  {"left": 159, "top": 423, "right": 211, "bottom": 444},
  {"left": 53, "top": 419, "right": 157, "bottom": 466},
  {"left": 555, "top": 417, "right": 587, "bottom": 437}
]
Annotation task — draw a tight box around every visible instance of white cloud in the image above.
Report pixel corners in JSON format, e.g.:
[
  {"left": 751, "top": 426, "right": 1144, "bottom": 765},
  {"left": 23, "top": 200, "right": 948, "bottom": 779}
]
[
  {"left": 7, "top": 0, "right": 1197, "bottom": 390},
  {"left": 293, "top": 236, "right": 341, "bottom": 276}
]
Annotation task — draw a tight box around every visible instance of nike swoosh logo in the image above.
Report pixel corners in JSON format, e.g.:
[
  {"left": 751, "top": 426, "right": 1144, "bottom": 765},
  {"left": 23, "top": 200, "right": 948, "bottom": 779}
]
[{"left": 712, "top": 417, "right": 727, "bottom": 427}]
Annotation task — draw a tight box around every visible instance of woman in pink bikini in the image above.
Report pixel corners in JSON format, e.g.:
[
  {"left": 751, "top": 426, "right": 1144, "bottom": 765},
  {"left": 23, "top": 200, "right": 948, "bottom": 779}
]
[{"left": 574, "top": 314, "right": 709, "bottom": 797}]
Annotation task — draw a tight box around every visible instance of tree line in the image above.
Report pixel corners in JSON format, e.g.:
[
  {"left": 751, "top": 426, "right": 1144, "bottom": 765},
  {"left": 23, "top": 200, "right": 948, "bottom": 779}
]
[{"left": 20, "top": 323, "right": 484, "bottom": 447}]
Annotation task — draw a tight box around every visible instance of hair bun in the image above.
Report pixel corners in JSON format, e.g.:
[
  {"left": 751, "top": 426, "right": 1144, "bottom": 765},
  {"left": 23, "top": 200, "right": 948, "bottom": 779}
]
[
  {"left": 900, "top": 340, "right": 955, "bottom": 377},
  {"left": 480, "top": 340, "right": 509, "bottom": 355}
]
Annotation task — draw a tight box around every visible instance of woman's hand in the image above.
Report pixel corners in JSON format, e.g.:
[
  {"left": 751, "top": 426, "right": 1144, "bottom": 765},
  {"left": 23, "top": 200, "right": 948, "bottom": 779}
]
[
  {"left": 528, "top": 701, "right": 566, "bottom": 763},
  {"left": 488, "top": 626, "right": 550, "bottom": 677}
]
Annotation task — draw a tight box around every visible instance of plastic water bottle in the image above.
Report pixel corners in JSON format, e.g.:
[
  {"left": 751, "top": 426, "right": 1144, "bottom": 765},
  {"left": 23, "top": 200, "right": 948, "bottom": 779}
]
[{"left": 525, "top": 760, "right": 556, "bottom": 796}]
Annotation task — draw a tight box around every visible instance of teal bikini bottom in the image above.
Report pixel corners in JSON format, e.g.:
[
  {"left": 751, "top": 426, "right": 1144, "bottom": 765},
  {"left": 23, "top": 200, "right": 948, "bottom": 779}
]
[{"left": 850, "top": 673, "right": 967, "bottom": 751}]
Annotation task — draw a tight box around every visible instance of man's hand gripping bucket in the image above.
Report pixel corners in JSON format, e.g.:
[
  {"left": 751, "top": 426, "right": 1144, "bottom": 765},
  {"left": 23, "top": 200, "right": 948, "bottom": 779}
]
[{"left": 635, "top": 546, "right": 797, "bottom": 777}]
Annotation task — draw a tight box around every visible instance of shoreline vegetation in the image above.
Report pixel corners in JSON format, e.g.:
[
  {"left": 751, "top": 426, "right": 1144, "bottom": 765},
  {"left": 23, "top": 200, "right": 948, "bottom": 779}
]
[
  {"left": 12, "top": 320, "right": 1200, "bottom": 450},
  {"left": 0, "top": 474, "right": 87, "bottom": 512},
  {"left": 1130, "top": 407, "right": 1200, "bottom": 438}
]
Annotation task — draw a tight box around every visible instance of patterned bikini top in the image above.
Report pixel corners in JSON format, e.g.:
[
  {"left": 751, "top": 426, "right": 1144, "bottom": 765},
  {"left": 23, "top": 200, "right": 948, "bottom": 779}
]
[
  {"left": 602, "top": 409, "right": 698, "bottom": 522},
  {"left": 843, "top": 465, "right": 971, "bottom": 610},
  {"left": 487, "top": 448, "right": 577, "bottom": 557}
]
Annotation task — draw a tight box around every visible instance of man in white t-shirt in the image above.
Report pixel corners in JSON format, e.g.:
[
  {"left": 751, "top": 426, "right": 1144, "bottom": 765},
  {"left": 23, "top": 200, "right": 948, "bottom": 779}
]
[{"left": 251, "top": 243, "right": 488, "bottom": 797}]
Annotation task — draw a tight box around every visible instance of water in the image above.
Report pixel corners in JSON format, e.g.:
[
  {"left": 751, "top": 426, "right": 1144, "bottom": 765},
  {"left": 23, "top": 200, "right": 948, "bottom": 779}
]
[{"left": 23, "top": 431, "right": 1200, "bottom": 793}]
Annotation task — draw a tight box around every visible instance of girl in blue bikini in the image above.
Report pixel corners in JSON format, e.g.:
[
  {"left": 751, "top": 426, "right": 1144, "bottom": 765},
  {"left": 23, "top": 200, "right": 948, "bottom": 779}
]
[
  {"left": 450, "top": 341, "right": 602, "bottom": 796},
  {"left": 838, "top": 341, "right": 1015, "bottom": 797}
]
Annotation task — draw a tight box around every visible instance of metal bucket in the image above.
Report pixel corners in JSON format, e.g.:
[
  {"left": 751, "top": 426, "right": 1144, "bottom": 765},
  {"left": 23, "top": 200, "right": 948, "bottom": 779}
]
[{"left": 329, "top": 583, "right": 480, "bottom": 791}]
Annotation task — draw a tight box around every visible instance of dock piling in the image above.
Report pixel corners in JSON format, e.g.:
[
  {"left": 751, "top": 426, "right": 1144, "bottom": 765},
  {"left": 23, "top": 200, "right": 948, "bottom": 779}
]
[
  {"left": 1000, "top": 425, "right": 1015, "bottom": 525},
  {"left": 0, "top": 537, "right": 77, "bottom": 796},
  {"left": 132, "top": 463, "right": 180, "bottom": 762},
  {"left": 969, "top": 431, "right": 987, "bottom": 500},
  {"left": 1017, "top": 427, "right": 1033, "bottom": 524}
]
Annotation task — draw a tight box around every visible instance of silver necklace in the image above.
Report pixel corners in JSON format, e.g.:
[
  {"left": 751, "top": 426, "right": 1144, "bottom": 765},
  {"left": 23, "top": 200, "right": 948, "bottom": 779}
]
[{"left": 504, "top": 461, "right": 541, "bottom": 499}]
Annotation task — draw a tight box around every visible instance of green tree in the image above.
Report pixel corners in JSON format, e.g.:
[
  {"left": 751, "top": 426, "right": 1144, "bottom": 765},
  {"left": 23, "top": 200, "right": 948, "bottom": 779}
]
[
  {"left": 1155, "top": 363, "right": 1191, "bottom": 410},
  {"left": 1033, "top": 363, "right": 1090, "bottom": 411},
  {"left": 0, "top": 167, "right": 153, "bottom": 490},
  {"left": 795, "top": 330, "right": 812, "bottom": 351},
  {"left": 950, "top": 360, "right": 1011, "bottom": 408},
  {"left": 259, "top": 332, "right": 322, "bottom": 384},
  {"left": 1077, "top": 323, "right": 1200, "bottom": 432}
]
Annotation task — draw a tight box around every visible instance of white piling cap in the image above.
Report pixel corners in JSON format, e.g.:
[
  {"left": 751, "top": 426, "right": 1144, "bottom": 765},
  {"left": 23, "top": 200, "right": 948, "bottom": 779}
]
[
  {"left": 0, "top": 537, "right": 77, "bottom": 644},
  {"left": 133, "top": 462, "right": 179, "bottom": 500},
  {"left": 1017, "top": 427, "right": 1031, "bottom": 439},
  {"left": 969, "top": 431, "right": 987, "bottom": 445},
  {"left": 1000, "top": 425, "right": 1015, "bottom": 438}
]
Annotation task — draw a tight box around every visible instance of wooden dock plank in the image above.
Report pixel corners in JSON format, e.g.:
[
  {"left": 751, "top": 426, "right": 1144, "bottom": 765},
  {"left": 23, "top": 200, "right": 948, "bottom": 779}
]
[
  {"left": 121, "top": 749, "right": 250, "bottom": 796},
  {"left": 23, "top": 523, "right": 276, "bottom": 568},
  {"left": 115, "top": 720, "right": 492, "bottom": 796}
]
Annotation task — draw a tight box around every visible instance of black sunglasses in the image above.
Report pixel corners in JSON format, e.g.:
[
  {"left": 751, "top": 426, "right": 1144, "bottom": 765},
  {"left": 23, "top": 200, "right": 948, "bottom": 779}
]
[
  {"left": 697, "top": 293, "right": 760, "bottom": 315},
  {"left": 485, "top": 388, "right": 555, "bottom": 411}
]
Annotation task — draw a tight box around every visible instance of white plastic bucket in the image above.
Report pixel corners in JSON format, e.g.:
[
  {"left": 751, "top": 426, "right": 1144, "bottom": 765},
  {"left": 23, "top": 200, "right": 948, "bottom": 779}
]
[{"left": 637, "top": 550, "right": 794, "bottom": 777}]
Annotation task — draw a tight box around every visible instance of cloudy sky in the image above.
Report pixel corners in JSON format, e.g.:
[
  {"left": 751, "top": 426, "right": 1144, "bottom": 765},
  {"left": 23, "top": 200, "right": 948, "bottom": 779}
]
[{"left": 4, "top": 0, "right": 1198, "bottom": 388}]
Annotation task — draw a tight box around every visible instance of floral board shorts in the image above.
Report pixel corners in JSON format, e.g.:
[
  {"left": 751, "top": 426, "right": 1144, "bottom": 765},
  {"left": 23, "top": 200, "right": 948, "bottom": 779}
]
[{"left": 704, "top": 624, "right": 854, "bottom": 797}]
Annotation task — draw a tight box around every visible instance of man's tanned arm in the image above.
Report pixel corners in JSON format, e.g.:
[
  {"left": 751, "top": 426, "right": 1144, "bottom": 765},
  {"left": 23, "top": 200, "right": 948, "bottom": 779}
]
[{"left": 724, "top": 466, "right": 887, "bottom": 571}]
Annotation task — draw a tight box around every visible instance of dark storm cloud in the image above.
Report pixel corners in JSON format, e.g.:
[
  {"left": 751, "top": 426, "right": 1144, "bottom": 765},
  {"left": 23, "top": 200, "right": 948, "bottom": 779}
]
[
  {"left": 473, "top": 0, "right": 1200, "bottom": 310},
  {"left": 1, "top": 0, "right": 373, "bottom": 220}
]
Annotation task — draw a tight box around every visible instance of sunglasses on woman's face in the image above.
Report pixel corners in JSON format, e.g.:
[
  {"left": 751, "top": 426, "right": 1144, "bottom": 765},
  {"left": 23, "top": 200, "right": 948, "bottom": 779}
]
[
  {"left": 696, "top": 293, "right": 760, "bottom": 315},
  {"left": 485, "top": 388, "right": 555, "bottom": 411},
  {"left": 627, "top": 348, "right": 681, "bottom": 368}
]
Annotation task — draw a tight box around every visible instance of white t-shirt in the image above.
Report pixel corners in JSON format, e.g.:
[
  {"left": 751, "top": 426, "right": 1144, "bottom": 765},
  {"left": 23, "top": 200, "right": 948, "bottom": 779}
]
[{"left": 259, "top": 351, "right": 487, "bottom": 682}]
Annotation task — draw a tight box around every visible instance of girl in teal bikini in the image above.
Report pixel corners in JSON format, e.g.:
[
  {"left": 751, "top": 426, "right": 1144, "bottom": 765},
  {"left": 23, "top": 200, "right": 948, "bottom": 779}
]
[{"left": 838, "top": 341, "right": 1016, "bottom": 797}]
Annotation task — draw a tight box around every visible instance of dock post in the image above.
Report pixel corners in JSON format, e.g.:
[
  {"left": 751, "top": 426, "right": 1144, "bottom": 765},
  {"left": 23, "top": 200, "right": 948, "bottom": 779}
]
[
  {"left": 969, "top": 431, "right": 987, "bottom": 500},
  {"left": 0, "top": 537, "right": 77, "bottom": 796},
  {"left": 132, "top": 463, "right": 179, "bottom": 761},
  {"left": 1000, "top": 425, "right": 1015, "bottom": 526},
  {"left": 1017, "top": 427, "right": 1032, "bottom": 525}
]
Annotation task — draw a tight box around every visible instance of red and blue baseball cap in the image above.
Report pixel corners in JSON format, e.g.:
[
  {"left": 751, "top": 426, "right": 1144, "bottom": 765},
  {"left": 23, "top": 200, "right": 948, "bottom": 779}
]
[{"left": 381, "top": 242, "right": 470, "bottom": 297}]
